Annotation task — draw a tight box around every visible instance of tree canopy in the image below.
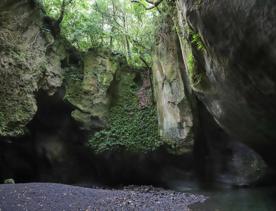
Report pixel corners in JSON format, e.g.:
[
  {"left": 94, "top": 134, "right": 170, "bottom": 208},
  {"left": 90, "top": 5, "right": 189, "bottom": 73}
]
[{"left": 41, "top": 0, "right": 162, "bottom": 67}]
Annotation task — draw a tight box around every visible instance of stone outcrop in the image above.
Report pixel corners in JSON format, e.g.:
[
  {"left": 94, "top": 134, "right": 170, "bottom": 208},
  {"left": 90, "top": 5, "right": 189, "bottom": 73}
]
[
  {"left": 152, "top": 15, "right": 196, "bottom": 155},
  {"left": 0, "top": 0, "right": 65, "bottom": 136},
  {"left": 64, "top": 49, "right": 125, "bottom": 130},
  {"left": 175, "top": 0, "right": 276, "bottom": 166},
  {"left": 197, "top": 104, "right": 267, "bottom": 186},
  {"left": 152, "top": 10, "right": 268, "bottom": 185},
  {"left": 0, "top": 1, "right": 121, "bottom": 135}
]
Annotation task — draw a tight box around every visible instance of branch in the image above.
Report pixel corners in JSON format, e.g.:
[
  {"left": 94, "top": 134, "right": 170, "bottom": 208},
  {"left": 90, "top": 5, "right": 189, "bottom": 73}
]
[
  {"left": 131, "top": 0, "right": 148, "bottom": 10},
  {"left": 94, "top": 2, "right": 124, "bottom": 28},
  {"left": 56, "top": 0, "right": 73, "bottom": 25},
  {"left": 131, "top": 0, "right": 163, "bottom": 10},
  {"left": 139, "top": 56, "right": 151, "bottom": 70}
]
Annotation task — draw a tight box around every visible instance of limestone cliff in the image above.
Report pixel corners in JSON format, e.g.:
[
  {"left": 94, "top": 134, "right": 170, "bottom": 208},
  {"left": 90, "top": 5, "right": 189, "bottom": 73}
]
[{"left": 152, "top": 15, "right": 196, "bottom": 155}]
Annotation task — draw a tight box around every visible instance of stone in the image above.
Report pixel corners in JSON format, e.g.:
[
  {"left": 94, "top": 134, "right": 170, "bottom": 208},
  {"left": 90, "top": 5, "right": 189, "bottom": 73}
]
[
  {"left": 0, "top": 0, "right": 64, "bottom": 136},
  {"left": 176, "top": 0, "right": 276, "bottom": 166},
  {"left": 64, "top": 49, "right": 123, "bottom": 130},
  {"left": 152, "top": 15, "right": 196, "bottom": 155},
  {"left": 4, "top": 178, "right": 15, "bottom": 184}
]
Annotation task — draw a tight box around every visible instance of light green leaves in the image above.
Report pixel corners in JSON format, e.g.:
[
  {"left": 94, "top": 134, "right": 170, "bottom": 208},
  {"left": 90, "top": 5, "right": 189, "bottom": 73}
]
[{"left": 42, "top": 0, "right": 159, "bottom": 67}]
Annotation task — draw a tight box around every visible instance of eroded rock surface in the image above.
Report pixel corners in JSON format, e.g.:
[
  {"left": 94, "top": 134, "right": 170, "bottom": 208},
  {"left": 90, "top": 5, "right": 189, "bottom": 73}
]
[
  {"left": 176, "top": 0, "right": 276, "bottom": 164},
  {"left": 64, "top": 49, "right": 125, "bottom": 130},
  {"left": 153, "top": 15, "right": 196, "bottom": 155},
  {"left": 0, "top": 0, "right": 65, "bottom": 136}
]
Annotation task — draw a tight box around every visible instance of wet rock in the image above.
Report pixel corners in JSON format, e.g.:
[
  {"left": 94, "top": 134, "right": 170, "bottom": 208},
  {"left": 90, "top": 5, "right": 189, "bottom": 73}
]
[
  {"left": 196, "top": 104, "right": 267, "bottom": 187},
  {"left": 176, "top": 0, "right": 276, "bottom": 165}
]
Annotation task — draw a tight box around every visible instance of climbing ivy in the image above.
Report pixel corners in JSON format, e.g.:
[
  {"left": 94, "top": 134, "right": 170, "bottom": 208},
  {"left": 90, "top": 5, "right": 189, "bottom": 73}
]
[{"left": 88, "top": 72, "right": 161, "bottom": 153}]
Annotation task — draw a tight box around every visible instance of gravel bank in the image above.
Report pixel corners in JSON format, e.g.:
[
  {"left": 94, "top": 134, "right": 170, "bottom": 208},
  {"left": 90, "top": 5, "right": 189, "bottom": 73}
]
[{"left": 0, "top": 183, "right": 207, "bottom": 211}]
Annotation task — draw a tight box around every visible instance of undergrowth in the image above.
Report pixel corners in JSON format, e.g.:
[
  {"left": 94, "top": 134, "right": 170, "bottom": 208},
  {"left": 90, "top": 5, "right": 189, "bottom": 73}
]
[{"left": 88, "top": 72, "right": 161, "bottom": 153}]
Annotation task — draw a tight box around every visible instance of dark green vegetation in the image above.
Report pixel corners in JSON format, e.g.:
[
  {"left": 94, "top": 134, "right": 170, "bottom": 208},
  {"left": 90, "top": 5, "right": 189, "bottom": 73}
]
[
  {"left": 89, "top": 71, "right": 161, "bottom": 153},
  {"left": 37, "top": 0, "right": 165, "bottom": 154}
]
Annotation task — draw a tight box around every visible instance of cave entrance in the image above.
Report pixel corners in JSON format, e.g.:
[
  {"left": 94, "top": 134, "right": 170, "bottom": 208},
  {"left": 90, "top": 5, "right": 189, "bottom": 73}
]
[{"left": 0, "top": 88, "right": 196, "bottom": 189}]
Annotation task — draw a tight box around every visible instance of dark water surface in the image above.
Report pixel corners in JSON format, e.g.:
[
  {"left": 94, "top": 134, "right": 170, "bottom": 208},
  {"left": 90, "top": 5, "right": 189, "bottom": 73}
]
[{"left": 190, "top": 186, "right": 276, "bottom": 211}]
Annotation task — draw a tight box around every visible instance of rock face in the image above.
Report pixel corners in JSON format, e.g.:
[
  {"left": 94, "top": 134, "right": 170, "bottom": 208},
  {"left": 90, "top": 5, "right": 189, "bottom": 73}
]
[
  {"left": 152, "top": 16, "right": 196, "bottom": 155},
  {"left": 64, "top": 49, "right": 124, "bottom": 130},
  {"left": 0, "top": 0, "right": 274, "bottom": 188},
  {"left": 197, "top": 104, "right": 267, "bottom": 186},
  {"left": 175, "top": 0, "right": 276, "bottom": 165},
  {"left": 0, "top": 0, "right": 162, "bottom": 184},
  {"left": 0, "top": 0, "right": 65, "bottom": 136}
]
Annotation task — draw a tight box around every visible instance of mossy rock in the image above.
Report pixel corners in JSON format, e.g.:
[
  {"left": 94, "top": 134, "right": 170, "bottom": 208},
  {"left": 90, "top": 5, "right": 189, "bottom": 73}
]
[
  {"left": 0, "top": 1, "right": 64, "bottom": 137},
  {"left": 64, "top": 50, "right": 121, "bottom": 129},
  {"left": 4, "top": 178, "right": 15, "bottom": 184}
]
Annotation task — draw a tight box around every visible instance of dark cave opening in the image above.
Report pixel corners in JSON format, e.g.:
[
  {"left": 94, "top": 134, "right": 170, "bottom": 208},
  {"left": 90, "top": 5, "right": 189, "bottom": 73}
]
[
  {"left": 0, "top": 88, "right": 196, "bottom": 189},
  {"left": 1, "top": 89, "right": 275, "bottom": 190},
  {"left": 194, "top": 100, "right": 276, "bottom": 188}
]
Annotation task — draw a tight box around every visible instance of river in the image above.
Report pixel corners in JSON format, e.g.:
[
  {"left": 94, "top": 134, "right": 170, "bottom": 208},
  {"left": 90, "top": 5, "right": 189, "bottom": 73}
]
[{"left": 190, "top": 186, "right": 276, "bottom": 211}]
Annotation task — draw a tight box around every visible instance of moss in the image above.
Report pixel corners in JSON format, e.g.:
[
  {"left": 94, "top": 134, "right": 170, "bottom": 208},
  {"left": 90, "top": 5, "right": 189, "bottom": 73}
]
[
  {"left": 88, "top": 71, "right": 161, "bottom": 153},
  {"left": 0, "top": 2, "right": 65, "bottom": 136},
  {"left": 64, "top": 51, "right": 119, "bottom": 126},
  {"left": 186, "top": 53, "right": 202, "bottom": 87},
  {"left": 176, "top": 25, "right": 210, "bottom": 92},
  {"left": 3, "top": 178, "right": 15, "bottom": 184},
  {"left": 191, "top": 32, "right": 205, "bottom": 52},
  {"left": 187, "top": 53, "right": 195, "bottom": 76}
]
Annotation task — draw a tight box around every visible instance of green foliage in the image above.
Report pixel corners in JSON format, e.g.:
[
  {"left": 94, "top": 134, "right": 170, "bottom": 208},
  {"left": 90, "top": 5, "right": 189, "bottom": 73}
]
[
  {"left": 187, "top": 53, "right": 195, "bottom": 77},
  {"left": 0, "top": 112, "right": 6, "bottom": 133},
  {"left": 191, "top": 32, "right": 205, "bottom": 51},
  {"left": 185, "top": 27, "right": 208, "bottom": 90},
  {"left": 187, "top": 52, "right": 202, "bottom": 87},
  {"left": 88, "top": 72, "right": 161, "bottom": 153},
  {"left": 41, "top": 0, "right": 160, "bottom": 67}
]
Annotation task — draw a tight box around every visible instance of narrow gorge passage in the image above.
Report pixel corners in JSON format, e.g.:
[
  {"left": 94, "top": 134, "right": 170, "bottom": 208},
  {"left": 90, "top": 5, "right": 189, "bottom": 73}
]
[{"left": 1, "top": 0, "right": 276, "bottom": 210}]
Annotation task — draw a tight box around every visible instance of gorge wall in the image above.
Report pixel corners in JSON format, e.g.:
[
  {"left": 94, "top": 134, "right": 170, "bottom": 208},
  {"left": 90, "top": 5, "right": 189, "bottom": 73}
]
[
  {"left": 152, "top": 9, "right": 268, "bottom": 186},
  {"left": 1, "top": 0, "right": 276, "bottom": 188},
  {"left": 0, "top": 0, "right": 192, "bottom": 187},
  {"left": 174, "top": 0, "right": 276, "bottom": 168}
]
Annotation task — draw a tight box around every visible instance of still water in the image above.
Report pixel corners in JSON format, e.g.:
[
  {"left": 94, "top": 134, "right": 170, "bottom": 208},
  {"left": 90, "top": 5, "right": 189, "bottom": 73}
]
[{"left": 190, "top": 187, "right": 276, "bottom": 211}]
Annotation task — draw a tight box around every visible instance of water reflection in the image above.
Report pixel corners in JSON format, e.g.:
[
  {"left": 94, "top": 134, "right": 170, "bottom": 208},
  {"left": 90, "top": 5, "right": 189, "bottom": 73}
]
[{"left": 190, "top": 187, "right": 276, "bottom": 211}]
